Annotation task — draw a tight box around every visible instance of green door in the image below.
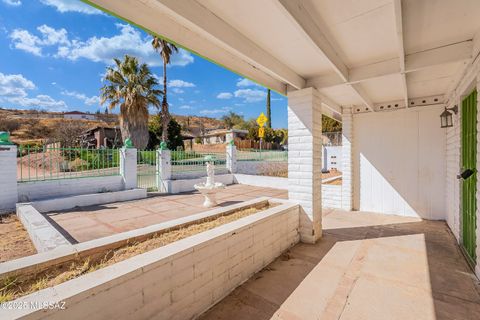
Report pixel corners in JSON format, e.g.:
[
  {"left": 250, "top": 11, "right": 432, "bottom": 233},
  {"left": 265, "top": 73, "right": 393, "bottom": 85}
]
[{"left": 461, "top": 89, "right": 477, "bottom": 264}]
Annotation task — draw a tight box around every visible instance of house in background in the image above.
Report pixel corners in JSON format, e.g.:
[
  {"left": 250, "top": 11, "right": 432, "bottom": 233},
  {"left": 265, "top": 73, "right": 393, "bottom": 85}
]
[
  {"left": 64, "top": 111, "right": 97, "bottom": 121},
  {"left": 201, "top": 129, "right": 248, "bottom": 144},
  {"left": 80, "top": 126, "right": 122, "bottom": 149}
]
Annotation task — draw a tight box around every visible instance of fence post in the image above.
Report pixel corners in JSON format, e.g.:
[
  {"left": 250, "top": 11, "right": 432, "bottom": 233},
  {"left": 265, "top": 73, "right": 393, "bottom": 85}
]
[
  {"left": 226, "top": 143, "right": 237, "bottom": 173},
  {"left": 120, "top": 146, "right": 137, "bottom": 190},
  {"left": 0, "top": 134, "right": 17, "bottom": 213},
  {"left": 157, "top": 149, "right": 171, "bottom": 193}
]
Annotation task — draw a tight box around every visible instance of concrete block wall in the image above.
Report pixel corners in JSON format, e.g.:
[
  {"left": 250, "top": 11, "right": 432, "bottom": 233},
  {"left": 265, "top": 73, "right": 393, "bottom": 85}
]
[
  {"left": 4, "top": 203, "right": 300, "bottom": 320},
  {"left": 17, "top": 176, "right": 124, "bottom": 202},
  {"left": 341, "top": 107, "right": 353, "bottom": 210},
  {"left": 0, "top": 145, "right": 17, "bottom": 213},
  {"left": 287, "top": 87, "right": 323, "bottom": 243},
  {"left": 322, "top": 185, "right": 342, "bottom": 209}
]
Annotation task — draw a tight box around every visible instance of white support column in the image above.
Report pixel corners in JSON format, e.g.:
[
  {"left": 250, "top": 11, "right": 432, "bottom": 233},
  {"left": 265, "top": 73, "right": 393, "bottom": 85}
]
[
  {"left": 157, "top": 149, "right": 171, "bottom": 193},
  {"left": 341, "top": 106, "right": 354, "bottom": 210},
  {"left": 120, "top": 147, "right": 137, "bottom": 190},
  {"left": 0, "top": 144, "right": 18, "bottom": 213},
  {"left": 288, "top": 87, "right": 322, "bottom": 243},
  {"left": 226, "top": 144, "right": 237, "bottom": 173}
]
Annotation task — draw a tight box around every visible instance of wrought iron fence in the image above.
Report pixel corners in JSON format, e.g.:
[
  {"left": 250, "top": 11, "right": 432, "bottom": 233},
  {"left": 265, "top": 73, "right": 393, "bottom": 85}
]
[
  {"left": 237, "top": 149, "right": 288, "bottom": 177},
  {"left": 137, "top": 150, "right": 158, "bottom": 191},
  {"left": 237, "top": 149, "right": 288, "bottom": 162},
  {"left": 171, "top": 150, "right": 227, "bottom": 174},
  {"left": 17, "top": 146, "right": 120, "bottom": 182}
]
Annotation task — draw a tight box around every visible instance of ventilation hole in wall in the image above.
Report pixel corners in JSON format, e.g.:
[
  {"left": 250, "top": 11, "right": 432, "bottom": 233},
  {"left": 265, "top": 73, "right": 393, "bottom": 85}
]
[
  {"left": 411, "top": 101, "right": 415, "bottom": 105},
  {"left": 434, "top": 98, "right": 438, "bottom": 102},
  {"left": 387, "top": 105, "right": 391, "bottom": 108},
  {"left": 365, "top": 108, "right": 369, "bottom": 111},
  {"left": 422, "top": 100, "right": 426, "bottom": 103},
  {"left": 395, "top": 104, "right": 399, "bottom": 107},
  {"left": 380, "top": 106, "right": 384, "bottom": 109}
]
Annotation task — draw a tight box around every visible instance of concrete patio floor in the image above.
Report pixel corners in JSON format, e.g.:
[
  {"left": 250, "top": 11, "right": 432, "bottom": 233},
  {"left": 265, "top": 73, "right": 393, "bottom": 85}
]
[
  {"left": 45, "top": 184, "right": 287, "bottom": 243},
  {"left": 200, "top": 209, "right": 480, "bottom": 320}
]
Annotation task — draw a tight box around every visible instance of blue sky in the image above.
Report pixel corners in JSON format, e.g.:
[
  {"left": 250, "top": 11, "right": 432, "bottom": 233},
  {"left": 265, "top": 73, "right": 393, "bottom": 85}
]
[{"left": 0, "top": 0, "right": 288, "bottom": 128}]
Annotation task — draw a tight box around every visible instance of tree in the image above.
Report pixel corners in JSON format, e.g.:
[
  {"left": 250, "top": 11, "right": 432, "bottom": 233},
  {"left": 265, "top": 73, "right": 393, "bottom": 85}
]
[
  {"left": 322, "top": 115, "right": 342, "bottom": 132},
  {"left": 221, "top": 111, "right": 246, "bottom": 129},
  {"left": 0, "top": 118, "right": 20, "bottom": 133},
  {"left": 151, "top": 36, "right": 179, "bottom": 143},
  {"left": 266, "top": 89, "right": 271, "bottom": 128},
  {"left": 148, "top": 115, "right": 184, "bottom": 150},
  {"left": 52, "top": 121, "right": 89, "bottom": 147},
  {"left": 101, "top": 55, "right": 162, "bottom": 149}
]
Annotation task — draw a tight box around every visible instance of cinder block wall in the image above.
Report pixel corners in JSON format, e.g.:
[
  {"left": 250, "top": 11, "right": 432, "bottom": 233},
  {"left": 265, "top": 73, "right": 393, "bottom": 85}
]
[
  {"left": 17, "top": 176, "right": 124, "bottom": 202},
  {"left": 9, "top": 204, "right": 299, "bottom": 320}
]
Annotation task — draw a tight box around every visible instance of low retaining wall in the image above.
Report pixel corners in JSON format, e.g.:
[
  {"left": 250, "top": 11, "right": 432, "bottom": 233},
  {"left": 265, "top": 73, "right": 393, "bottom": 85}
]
[
  {"left": 234, "top": 174, "right": 288, "bottom": 190},
  {"left": 16, "top": 204, "right": 72, "bottom": 252},
  {"left": 17, "top": 175, "right": 124, "bottom": 202},
  {"left": 233, "top": 174, "right": 343, "bottom": 208},
  {"left": 167, "top": 174, "right": 235, "bottom": 193},
  {"left": 1, "top": 199, "right": 300, "bottom": 320},
  {"left": 30, "top": 188, "right": 147, "bottom": 213}
]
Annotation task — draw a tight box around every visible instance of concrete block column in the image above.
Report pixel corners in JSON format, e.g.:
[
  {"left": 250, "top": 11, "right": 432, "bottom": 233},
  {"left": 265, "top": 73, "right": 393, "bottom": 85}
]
[
  {"left": 226, "top": 144, "right": 237, "bottom": 173},
  {"left": 287, "top": 87, "right": 322, "bottom": 243},
  {"left": 0, "top": 145, "right": 18, "bottom": 213},
  {"left": 157, "top": 149, "right": 171, "bottom": 193},
  {"left": 120, "top": 147, "right": 137, "bottom": 190},
  {"left": 341, "top": 106, "right": 354, "bottom": 211}
]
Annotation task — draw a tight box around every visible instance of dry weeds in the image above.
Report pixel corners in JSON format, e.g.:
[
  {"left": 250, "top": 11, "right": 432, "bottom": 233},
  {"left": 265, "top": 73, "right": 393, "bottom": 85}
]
[{"left": 0, "top": 203, "right": 275, "bottom": 302}]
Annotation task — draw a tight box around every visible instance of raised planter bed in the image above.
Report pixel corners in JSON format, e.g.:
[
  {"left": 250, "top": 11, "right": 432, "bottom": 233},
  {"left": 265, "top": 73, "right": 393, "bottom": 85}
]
[{"left": 0, "top": 197, "right": 300, "bottom": 319}]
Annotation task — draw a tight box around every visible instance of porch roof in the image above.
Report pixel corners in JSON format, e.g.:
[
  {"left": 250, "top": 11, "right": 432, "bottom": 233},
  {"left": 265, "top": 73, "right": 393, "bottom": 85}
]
[{"left": 87, "top": 0, "right": 480, "bottom": 119}]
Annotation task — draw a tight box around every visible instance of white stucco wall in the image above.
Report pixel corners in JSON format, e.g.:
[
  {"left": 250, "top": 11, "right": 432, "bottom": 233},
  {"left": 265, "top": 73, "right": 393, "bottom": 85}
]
[
  {"left": 353, "top": 106, "right": 446, "bottom": 219},
  {"left": 17, "top": 176, "right": 124, "bottom": 202}
]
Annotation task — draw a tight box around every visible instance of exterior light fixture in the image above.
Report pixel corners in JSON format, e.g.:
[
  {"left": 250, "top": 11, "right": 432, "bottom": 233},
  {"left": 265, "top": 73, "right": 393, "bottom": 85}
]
[{"left": 440, "top": 105, "right": 458, "bottom": 128}]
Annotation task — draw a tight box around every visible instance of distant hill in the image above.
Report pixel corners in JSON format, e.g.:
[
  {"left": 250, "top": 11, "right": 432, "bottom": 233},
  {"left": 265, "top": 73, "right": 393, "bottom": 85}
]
[{"left": 0, "top": 108, "right": 224, "bottom": 144}]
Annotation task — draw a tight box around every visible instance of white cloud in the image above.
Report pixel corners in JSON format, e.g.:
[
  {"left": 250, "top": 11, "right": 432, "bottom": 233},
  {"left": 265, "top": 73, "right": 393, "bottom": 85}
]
[
  {"left": 7, "top": 94, "right": 68, "bottom": 111},
  {"left": 168, "top": 79, "right": 195, "bottom": 88},
  {"left": 236, "top": 78, "right": 261, "bottom": 88},
  {"left": 9, "top": 24, "right": 194, "bottom": 67},
  {"left": 40, "top": 0, "right": 102, "bottom": 15},
  {"left": 216, "top": 92, "right": 232, "bottom": 99},
  {"left": 2, "top": 0, "right": 21, "bottom": 6},
  {"left": 9, "top": 24, "right": 69, "bottom": 56},
  {"left": 0, "top": 72, "right": 35, "bottom": 97},
  {"left": 9, "top": 29, "right": 42, "bottom": 56},
  {"left": 0, "top": 72, "right": 68, "bottom": 111},
  {"left": 199, "top": 107, "right": 232, "bottom": 115},
  {"left": 179, "top": 105, "right": 192, "bottom": 109},
  {"left": 61, "top": 90, "right": 100, "bottom": 105},
  {"left": 171, "top": 88, "right": 184, "bottom": 94},
  {"left": 234, "top": 89, "right": 266, "bottom": 103}
]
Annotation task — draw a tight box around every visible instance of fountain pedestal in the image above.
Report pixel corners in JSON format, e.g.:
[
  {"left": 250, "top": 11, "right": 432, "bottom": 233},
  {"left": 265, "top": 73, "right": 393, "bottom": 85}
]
[{"left": 194, "top": 158, "right": 225, "bottom": 208}]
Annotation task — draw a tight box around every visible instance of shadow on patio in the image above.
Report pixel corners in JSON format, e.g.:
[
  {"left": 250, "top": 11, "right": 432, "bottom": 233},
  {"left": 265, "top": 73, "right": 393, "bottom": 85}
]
[{"left": 200, "top": 210, "right": 480, "bottom": 320}]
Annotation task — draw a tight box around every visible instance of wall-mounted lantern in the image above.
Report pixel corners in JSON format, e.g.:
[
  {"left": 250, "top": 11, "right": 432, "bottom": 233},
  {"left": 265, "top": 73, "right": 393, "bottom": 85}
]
[{"left": 440, "top": 105, "right": 458, "bottom": 128}]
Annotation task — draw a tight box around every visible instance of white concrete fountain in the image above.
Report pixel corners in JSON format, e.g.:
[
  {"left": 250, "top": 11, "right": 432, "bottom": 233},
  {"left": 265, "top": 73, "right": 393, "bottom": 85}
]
[{"left": 194, "top": 155, "right": 225, "bottom": 207}]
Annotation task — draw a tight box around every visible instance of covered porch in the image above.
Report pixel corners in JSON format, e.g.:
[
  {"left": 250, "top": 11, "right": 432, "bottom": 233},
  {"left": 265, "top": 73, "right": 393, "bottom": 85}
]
[{"left": 84, "top": 0, "right": 480, "bottom": 318}]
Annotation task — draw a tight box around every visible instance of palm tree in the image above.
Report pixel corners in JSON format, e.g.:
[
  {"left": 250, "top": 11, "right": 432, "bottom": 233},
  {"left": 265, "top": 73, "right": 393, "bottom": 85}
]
[
  {"left": 101, "top": 55, "right": 162, "bottom": 149},
  {"left": 266, "top": 88, "right": 271, "bottom": 128},
  {"left": 151, "top": 36, "right": 179, "bottom": 142}
]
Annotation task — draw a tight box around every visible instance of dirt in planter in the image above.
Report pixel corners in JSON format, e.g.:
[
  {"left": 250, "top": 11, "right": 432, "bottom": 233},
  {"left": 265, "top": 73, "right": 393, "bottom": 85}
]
[
  {"left": 0, "top": 214, "right": 36, "bottom": 263},
  {"left": 0, "top": 203, "right": 277, "bottom": 303}
]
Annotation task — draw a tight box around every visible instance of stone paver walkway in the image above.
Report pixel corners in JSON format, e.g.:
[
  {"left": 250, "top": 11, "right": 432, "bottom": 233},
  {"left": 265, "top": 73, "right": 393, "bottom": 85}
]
[
  {"left": 200, "top": 210, "right": 480, "bottom": 320},
  {"left": 46, "top": 184, "right": 287, "bottom": 243}
]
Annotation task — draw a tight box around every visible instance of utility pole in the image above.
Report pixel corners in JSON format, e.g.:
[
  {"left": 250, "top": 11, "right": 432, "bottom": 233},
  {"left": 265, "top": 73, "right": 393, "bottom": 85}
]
[{"left": 266, "top": 89, "right": 271, "bottom": 128}]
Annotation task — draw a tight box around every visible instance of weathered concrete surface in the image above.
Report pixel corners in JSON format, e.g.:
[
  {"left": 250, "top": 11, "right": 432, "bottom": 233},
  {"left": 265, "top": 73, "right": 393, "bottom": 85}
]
[
  {"left": 46, "top": 185, "right": 288, "bottom": 243},
  {"left": 200, "top": 210, "right": 480, "bottom": 320}
]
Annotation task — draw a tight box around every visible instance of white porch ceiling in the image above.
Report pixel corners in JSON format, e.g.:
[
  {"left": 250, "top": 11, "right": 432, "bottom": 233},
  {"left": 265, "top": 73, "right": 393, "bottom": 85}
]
[{"left": 86, "top": 0, "right": 480, "bottom": 116}]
